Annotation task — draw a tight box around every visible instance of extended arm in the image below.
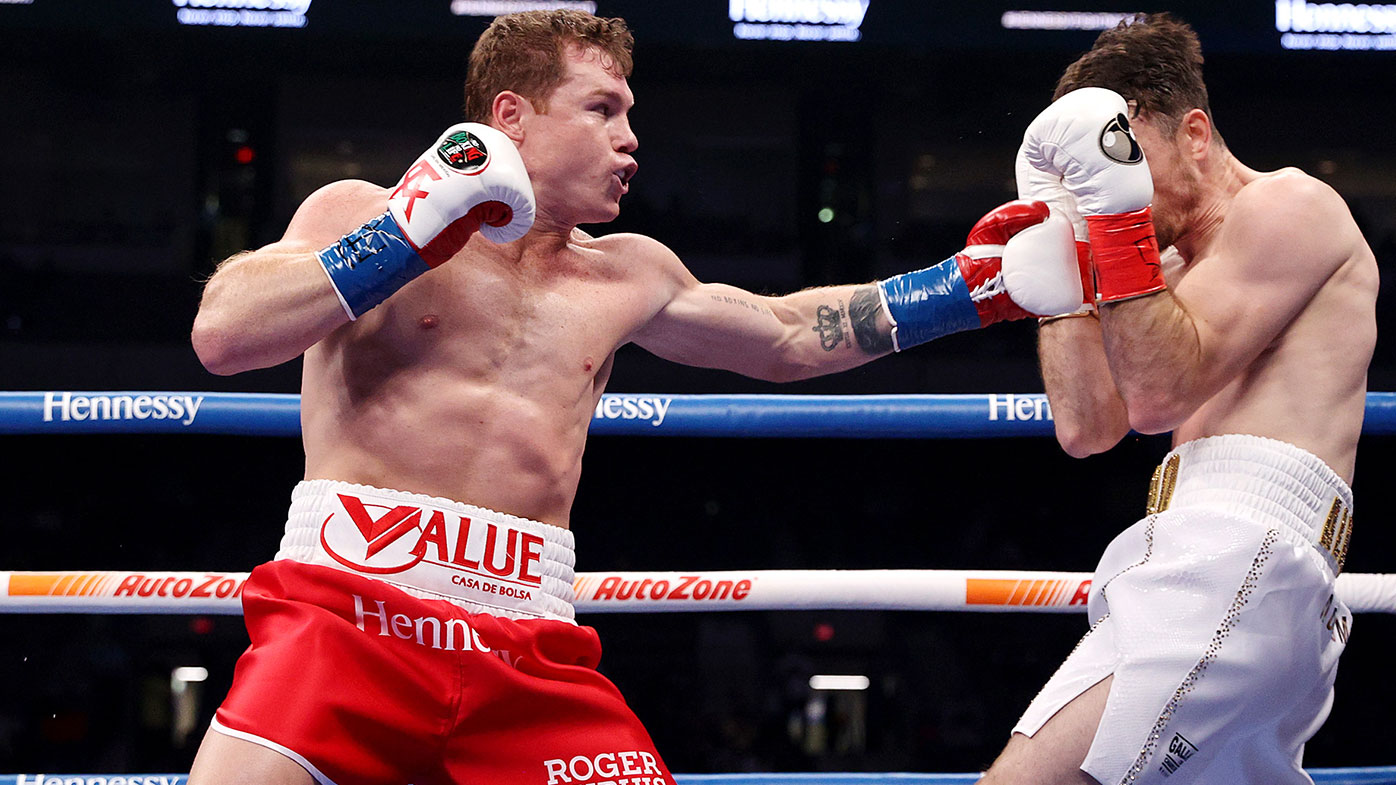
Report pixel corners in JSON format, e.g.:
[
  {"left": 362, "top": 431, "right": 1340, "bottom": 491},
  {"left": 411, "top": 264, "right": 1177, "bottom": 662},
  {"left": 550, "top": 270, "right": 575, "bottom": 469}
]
[
  {"left": 634, "top": 201, "right": 1083, "bottom": 382},
  {"left": 633, "top": 278, "right": 894, "bottom": 382}
]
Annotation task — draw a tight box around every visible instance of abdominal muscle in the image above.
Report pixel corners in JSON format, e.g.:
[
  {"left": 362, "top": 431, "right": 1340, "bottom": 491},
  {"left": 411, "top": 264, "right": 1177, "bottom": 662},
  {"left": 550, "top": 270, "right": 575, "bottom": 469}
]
[{"left": 298, "top": 325, "right": 606, "bottom": 529}]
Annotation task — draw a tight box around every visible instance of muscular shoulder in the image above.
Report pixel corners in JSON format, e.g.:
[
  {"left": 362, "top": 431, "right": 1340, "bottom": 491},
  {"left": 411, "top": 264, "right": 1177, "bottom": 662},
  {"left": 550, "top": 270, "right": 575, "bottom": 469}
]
[
  {"left": 572, "top": 231, "right": 694, "bottom": 284},
  {"left": 1224, "top": 168, "right": 1356, "bottom": 275},
  {"left": 281, "top": 180, "right": 390, "bottom": 249},
  {"left": 1235, "top": 168, "right": 1345, "bottom": 218}
]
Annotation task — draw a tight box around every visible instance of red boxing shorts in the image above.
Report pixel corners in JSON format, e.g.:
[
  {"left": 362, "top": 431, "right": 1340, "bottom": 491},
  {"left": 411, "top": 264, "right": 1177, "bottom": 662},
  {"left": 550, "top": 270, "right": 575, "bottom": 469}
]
[{"left": 212, "top": 481, "right": 673, "bottom": 785}]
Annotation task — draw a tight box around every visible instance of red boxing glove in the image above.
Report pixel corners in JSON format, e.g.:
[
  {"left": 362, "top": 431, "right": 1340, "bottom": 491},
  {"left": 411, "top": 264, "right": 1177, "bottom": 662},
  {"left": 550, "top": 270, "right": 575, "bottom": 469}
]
[
  {"left": 876, "top": 199, "right": 1079, "bottom": 350},
  {"left": 1075, "top": 240, "right": 1097, "bottom": 307},
  {"left": 957, "top": 200, "right": 1051, "bottom": 325},
  {"left": 958, "top": 200, "right": 1082, "bottom": 325}
]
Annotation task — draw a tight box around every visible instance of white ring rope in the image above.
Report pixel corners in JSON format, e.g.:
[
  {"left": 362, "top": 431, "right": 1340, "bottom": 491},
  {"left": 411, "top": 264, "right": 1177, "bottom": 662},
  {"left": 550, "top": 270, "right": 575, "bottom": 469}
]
[{"left": 3, "top": 569, "right": 1393, "bottom": 615}]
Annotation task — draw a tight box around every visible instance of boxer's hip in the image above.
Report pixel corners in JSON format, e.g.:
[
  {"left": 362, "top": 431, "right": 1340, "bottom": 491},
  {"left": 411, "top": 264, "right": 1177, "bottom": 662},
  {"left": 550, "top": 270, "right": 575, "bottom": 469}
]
[
  {"left": 274, "top": 479, "right": 576, "bottom": 621},
  {"left": 1144, "top": 433, "right": 1353, "bottom": 577}
]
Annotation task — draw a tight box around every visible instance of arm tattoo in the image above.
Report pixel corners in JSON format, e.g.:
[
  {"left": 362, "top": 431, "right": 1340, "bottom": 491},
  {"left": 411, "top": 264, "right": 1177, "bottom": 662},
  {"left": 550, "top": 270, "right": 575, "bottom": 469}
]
[
  {"left": 811, "top": 303, "right": 851, "bottom": 351},
  {"left": 710, "top": 293, "right": 774, "bottom": 317},
  {"left": 849, "top": 285, "right": 893, "bottom": 354}
]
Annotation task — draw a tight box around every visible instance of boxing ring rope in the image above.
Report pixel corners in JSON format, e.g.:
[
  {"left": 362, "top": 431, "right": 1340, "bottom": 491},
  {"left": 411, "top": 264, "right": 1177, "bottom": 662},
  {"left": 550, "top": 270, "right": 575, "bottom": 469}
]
[
  {"left": 7, "top": 392, "right": 1396, "bottom": 783},
  {"left": 4, "top": 568, "right": 1396, "bottom": 615},
  {"left": 5, "top": 390, "right": 1396, "bottom": 438},
  {"left": 3, "top": 390, "right": 1394, "bottom": 614}
]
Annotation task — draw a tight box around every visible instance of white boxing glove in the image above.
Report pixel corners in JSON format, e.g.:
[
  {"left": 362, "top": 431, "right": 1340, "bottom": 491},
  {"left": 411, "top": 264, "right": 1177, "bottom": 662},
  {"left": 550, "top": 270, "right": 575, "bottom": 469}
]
[
  {"left": 1020, "top": 87, "right": 1164, "bottom": 304},
  {"left": 1016, "top": 147, "right": 1095, "bottom": 315},
  {"left": 317, "top": 123, "right": 536, "bottom": 319},
  {"left": 1000, "top": 210, "right": 1082, "bottom": 317},
  {"left": 387, "top": 123, "right": 536, "bottom": 252}
]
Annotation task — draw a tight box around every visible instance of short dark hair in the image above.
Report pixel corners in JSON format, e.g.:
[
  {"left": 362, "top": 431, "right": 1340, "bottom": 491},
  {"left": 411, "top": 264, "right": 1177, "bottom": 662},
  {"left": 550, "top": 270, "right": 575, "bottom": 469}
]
[
  {"left": 1054, "top": 13, "right": 1220, "bottom": 142},
  {"left": 464, "top": 10, "right": 634, "bottom": 123}
]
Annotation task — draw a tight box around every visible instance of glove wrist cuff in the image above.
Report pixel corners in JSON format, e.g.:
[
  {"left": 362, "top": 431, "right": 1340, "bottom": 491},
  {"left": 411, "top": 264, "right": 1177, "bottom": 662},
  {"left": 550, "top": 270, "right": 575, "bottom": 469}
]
[
  {"left": 877, "top": 256, "right": 981, "bottom": 352},
  {"left": 1086, "top": 206, "right": 1165, "bottom": 303},
  {"left": 317, "top": 211, "right": 431, "bottom": 320}
]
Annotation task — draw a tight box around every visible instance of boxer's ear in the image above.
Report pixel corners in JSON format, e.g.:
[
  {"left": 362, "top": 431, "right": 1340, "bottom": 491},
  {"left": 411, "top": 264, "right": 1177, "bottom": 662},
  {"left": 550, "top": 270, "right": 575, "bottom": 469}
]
[
  {"left": 1179, "top": 108, "right": 1211, "bottom": 160},
  {"left": 492, "top": 91, "right": 531, "bottom": 143}
]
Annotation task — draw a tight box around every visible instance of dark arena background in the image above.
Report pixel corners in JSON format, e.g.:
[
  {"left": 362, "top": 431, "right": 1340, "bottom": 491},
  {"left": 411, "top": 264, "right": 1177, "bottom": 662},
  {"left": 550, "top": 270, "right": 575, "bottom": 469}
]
[{"left": 3, "top": 0, "right": 1396, "bottom": 776}]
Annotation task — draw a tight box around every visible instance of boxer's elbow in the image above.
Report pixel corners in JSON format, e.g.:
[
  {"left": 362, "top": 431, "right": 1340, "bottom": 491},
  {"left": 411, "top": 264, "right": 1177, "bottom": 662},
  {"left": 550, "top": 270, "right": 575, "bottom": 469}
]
[
  {"left": 191, "top": 312, "right": 251, "bottom": 376},
  {"left": 1054, "top": 419, "right": 1123, "bottom": 458},
  {"left": 1044, "top": 388, "right": 1131, "bottom": 457},
  {"left": 191, "top": 324, "right": 236, "bottom": 375},
  {"left": 192, "top": 277, "right": 240, "bottom": 374},
  {"left": 1055, "top": 429, "right": 1106, "bottom": 459},
  {"left": 1129, "top": 411, "right": 1182, "bottom": 436},
  {"left": 1121, "top": 389, "right": 1188, "bottom": 435}
]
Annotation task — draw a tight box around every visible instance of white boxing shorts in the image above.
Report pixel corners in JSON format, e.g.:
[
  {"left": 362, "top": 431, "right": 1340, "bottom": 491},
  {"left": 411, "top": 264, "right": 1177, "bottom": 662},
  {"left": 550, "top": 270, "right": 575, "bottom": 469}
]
[{"left": 1014, "top": 434, "right": 1353, "bottom": 785}]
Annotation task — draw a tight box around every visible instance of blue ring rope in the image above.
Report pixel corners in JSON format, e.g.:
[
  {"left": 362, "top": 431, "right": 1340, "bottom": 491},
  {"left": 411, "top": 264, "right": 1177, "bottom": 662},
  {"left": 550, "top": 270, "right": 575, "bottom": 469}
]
[
  {"left": 3, "top": 391, "right": 1396, "bottom": 438},
  {"left": 1, "top": 769, "right": 1392, "bottom": 784}
]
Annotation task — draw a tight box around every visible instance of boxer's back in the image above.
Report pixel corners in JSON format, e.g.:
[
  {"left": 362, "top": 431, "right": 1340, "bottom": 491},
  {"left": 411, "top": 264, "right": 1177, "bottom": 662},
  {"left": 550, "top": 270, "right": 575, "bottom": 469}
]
[
  {"left": 1171, "top": 169, "right": 1378, "bottom": 482},
  {"left": 296, "top": 181, "right": 665, "bottom": 527}
]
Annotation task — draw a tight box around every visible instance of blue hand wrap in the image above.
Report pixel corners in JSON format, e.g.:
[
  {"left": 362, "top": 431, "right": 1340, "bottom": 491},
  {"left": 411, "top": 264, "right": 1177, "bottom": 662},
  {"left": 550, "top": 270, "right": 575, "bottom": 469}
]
[
  {"left": 316, "top": 211, "right": 430, "bottom": 319},
  {"left": 876, "top": 256, "right": 980, "bottom": 351}
]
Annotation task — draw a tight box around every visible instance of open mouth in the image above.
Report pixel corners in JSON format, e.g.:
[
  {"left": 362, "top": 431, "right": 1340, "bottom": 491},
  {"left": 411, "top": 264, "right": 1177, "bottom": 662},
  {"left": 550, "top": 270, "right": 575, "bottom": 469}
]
[{"left": 614, "top": 163, "right": 638, "bottom": 192}]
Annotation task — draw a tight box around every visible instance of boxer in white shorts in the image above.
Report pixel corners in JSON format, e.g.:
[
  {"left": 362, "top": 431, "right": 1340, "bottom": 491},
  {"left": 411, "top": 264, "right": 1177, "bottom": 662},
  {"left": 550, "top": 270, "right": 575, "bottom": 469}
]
[
  {"left": 1014, "top": 435, "right": 1352, "bottom": 784},
  {"left": 981, "top": 13, "right": 1378, "bottom": 785}
]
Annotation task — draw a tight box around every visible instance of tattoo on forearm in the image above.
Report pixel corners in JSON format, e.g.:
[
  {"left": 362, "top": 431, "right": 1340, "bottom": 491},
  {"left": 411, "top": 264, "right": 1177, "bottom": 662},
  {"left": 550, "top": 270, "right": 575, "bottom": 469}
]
[
  {"left": 711, "top": 293, "right": 774, "bottom": 316},
  {"left": 812, "top": 303, "right": 851, "bottom": 352},
  {"left": 850, "top": 285, "right": 893, "bottom": 354}
]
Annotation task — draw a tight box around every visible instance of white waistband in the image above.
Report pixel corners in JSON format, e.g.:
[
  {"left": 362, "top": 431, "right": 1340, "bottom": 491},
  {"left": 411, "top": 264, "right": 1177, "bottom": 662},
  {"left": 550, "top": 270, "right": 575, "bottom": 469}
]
[
  {"left": 1157, "top": 434, "right": 1354, "bottom": 573},
  {"left": 275, "top": 479, "right": 576, "bottom": 621}
]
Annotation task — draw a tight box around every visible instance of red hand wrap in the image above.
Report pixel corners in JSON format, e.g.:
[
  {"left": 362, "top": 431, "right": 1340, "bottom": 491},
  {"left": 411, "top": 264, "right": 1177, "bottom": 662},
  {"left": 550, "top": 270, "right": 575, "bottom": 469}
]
[{"left": 1085, "top": 206, "right": 1165, "bottom": 303}]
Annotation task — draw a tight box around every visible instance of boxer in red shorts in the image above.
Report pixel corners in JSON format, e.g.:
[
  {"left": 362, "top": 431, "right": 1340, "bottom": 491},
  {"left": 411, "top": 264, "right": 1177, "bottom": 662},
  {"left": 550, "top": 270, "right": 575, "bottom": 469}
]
[
  {"left": 207, "top": 482, "right": 667, "bottom": 785},
  {"left": 190, "top": 9, "right": 1084, "bottom": 784}
]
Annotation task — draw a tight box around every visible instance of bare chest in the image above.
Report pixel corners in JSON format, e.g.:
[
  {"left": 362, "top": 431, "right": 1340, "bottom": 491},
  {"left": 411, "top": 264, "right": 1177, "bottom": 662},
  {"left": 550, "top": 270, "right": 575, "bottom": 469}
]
[{"left": 347, "top": 254, "right": 648, "bottom": 380}]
